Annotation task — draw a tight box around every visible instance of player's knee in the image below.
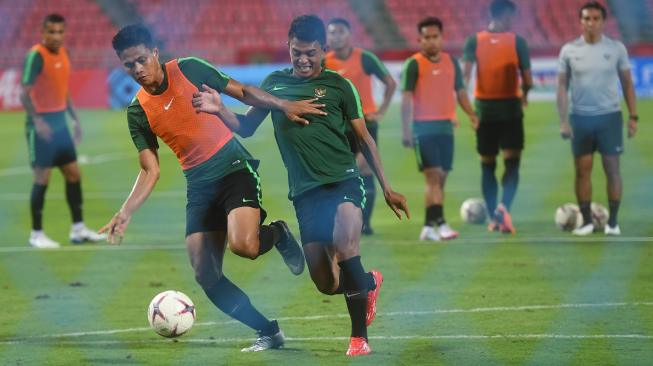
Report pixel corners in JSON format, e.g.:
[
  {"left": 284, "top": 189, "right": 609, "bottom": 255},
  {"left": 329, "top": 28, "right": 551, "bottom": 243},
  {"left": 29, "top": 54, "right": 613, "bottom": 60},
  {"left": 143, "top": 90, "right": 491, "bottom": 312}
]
[
  {"left": 229, "top": 237, "right": 260, "bottom": 260},
  {"left": 314, "top": 280, "right": 338, "bottom": 295},
  {"left": 194, "top": 268, "right": 222, "bottom": 289}
]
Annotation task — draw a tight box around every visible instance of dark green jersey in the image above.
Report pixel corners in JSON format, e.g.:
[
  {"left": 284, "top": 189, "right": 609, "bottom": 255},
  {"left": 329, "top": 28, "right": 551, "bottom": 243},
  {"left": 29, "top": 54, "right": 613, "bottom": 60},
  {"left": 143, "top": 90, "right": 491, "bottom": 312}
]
[
  {"left": 260, "top": 68, "right": 362, "bottom": 199},
  {"left": 127, "top": 57, "right": 252, "bottom": 181},
  {"left": 21, "top": 50, "right": 43, "bottom": 86},
  {"left": 463, "top": 33, "right": 530, "bottom": 122}
]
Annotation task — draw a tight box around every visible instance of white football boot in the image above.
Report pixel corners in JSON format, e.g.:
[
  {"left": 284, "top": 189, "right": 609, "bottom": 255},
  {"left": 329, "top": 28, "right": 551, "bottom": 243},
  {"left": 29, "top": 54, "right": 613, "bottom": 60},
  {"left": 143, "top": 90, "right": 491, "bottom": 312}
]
[
  {"left": 29, "top": 231, "right": 61, "bottom": 248},
  {"left": 70, "top": 223, "right": 107, "bottom": 244},
  {"left": 419, "top": 226, "right": 441, "bottom": 241},
  {"left": 604, "top": 224, "right": 621, "bottom": 236},
  {"left": 438, "top": 223, "right": 459, "bottom": 240},
  {"left": 572, "top": 223, "right": 595, "bottom": 236}
]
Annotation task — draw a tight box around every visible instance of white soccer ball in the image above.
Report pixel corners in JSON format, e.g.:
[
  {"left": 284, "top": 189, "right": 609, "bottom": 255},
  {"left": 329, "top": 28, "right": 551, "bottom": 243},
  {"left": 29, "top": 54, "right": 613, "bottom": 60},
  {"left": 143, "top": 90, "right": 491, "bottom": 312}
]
[
  {"left": 460, "top": 198, "right": 487, "bottom": 224},
  {"left": 554, "top": 203, "right": 582, "bottom": 231},
  {"left": 148, "top": 290, "right": 196, "bottom": 338},
  {"left": 591, "top": 203, "right": 609, "bottom": 230}
]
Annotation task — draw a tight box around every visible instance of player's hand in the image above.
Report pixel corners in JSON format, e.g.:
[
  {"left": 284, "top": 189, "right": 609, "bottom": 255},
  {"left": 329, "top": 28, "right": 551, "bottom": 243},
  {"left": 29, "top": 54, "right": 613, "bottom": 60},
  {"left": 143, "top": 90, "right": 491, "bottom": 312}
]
[
  {"left": 33, "top": 117, "right": 53, "bottom": 141},
  {"left": 384, "top": 190, "right": 410, "bottom": 220},
  {"left": 452, "top": 119, "right": 460, "bottom": 128},
  {"left": 99, "top": 210, "right": 131, "bottom": 245},
  {"left": 192, "top": 84, "right": 223, "bottom": 114},
  {"left": 521, "top": 95, "right": 529, "bottom": 107},
  {"left": 281, "top": 98, "right": 327, "bottom": 125},
  {"left": 402, "top": 134, "right": 413, "bottom": 148},
  {"left": 72, "top": 120, "right": 82, "bottom": 145},
  {"left": 560, "top": 121, "right": 573, "bottom": 140},
  {"left": 469, "top": 114, "right": 480, "bottom": 131},
  {"left": 627, "top": 117, "right": 637, "bottom": 138}
]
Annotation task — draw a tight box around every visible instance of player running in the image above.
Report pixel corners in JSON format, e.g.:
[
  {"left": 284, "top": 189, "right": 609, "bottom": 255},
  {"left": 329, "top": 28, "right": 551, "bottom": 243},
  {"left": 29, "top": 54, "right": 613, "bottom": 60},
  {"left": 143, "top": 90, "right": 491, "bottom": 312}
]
[
  {"left": 462, "top": 0, "right": 532, "bottom": 234},
  {"left": 326, "top": 17, "right": 397, "bottom": 235},
  {"left": 103, "top": 24, "right": 325, "bottom": 352},
  {"left": 557, "top": 1, "right": 638, "bottom": 236},
  {"left": 20, "top": 13, "right": 106, "bottom": 248},
  {"left": 193, "top": 15, "right": 410, "bottom": 356},
  {"left": 401, "top": 17, "right": 479, "bottom": 241}
]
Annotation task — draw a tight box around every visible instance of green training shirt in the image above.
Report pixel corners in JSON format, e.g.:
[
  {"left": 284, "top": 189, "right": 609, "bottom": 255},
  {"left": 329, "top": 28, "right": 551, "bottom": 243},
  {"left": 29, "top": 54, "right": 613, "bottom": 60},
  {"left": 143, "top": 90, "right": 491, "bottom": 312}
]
[
  {"left": 127, "top": 57, "right": 252, "bottom": 181},
  {"left": 260, "top": 68, "right": 362, "bottom": 199}
]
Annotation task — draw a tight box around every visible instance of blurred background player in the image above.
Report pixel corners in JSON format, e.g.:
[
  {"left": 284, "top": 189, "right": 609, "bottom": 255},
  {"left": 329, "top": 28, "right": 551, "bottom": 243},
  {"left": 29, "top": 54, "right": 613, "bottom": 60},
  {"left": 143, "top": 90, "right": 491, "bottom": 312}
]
[
  {"left": 193, "top": 15, "right": 409, "bottom": 356},
  {"left": 401, "top": 17, "right": 478, "bottom": 242},
  {"left": 462, "top": 0, "right": 532, "bottom": 234},
  {"left": 326, "top": 17, "right": 397, "bottom": 235},
  {"left": 20, "top": 13, "right": 105, "bottom": 248},
  {"left": 104, "top": 24, "right": 323, "bottom": 352},
  {"left": 557, "top": 1, "right": 638, "bottom": 236}
]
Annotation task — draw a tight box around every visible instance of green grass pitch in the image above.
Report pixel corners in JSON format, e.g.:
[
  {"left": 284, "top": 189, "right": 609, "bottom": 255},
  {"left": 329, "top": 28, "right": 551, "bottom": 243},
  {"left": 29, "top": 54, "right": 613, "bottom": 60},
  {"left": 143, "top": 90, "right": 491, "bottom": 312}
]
[{"left": 1, "top": 101, "right": 652, "bottom": 365}]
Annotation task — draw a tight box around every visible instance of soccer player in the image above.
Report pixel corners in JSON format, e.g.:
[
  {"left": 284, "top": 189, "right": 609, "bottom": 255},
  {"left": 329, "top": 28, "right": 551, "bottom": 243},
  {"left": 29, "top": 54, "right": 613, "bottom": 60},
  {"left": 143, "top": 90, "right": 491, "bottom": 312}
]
[
  {"left": 557, "top": 1, "right": 638, "bottom": 236},
  {"left": 326, "top": 18, "right": 397, "bottom": 235},
  {"left": 102, "top": 24, "right": 325, "bottom": 352},
  {"left": 401, "top": 17, "right": 479, "bottom": 241},
  {"left": 20, "top": 13, "right": 105, "bottom": 248},
  {"left": 193, "top": 15, "right": 410, "bottom": 356},
  {"left": 462, "top": 0, "right": 532, "bottom": 234}
]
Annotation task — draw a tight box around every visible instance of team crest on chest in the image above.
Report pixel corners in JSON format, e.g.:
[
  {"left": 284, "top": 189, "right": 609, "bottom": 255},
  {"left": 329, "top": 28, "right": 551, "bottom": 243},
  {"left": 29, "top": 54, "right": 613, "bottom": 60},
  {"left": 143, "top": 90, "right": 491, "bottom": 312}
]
[{"left": 314, "top": 88, "right": 327, "bottom": 98}]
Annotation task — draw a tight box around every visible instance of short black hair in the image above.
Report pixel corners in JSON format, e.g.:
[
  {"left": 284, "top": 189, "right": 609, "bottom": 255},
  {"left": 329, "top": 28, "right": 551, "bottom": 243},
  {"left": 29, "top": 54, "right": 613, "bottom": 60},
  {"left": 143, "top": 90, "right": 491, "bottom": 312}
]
[
  {"left": 328, "top": 18, "right": 351, "bottom": 30},
  {"left": 579, "top": 1, "right": 607, "bottom": 19},
  {"left": 417, "top": 17, "right": 443, "bottom": 33},
  {"left": 43, "top": 13, "right": 65, "bottom": 27},
  {"left": 112, "top": 24, "right": 155, "bottom": 54},
  {"left": 489, "top": 0, "right": 516, "bottom": 18},
  {"left": 288, "top": 15, "right": 326, "bottom": 47}
]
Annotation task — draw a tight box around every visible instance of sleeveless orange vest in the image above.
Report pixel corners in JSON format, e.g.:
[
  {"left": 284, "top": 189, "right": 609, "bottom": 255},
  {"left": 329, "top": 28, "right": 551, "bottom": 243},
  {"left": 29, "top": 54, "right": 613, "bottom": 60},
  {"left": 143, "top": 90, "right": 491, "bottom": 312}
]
[
  {"left": 474, "top": 31, "right": 521, "bottom": 99},
  {"left": 29, "top": 44, "right": 70, "bottom": 113},
  {"left": 136, "top": 59, "right": 233, "bottom": 170},
  {"left": 411, "top": 52, "right": 457, "bottom": 121},
  {"left": 325, "top": 48, "right": 377, "bottom": 115}
]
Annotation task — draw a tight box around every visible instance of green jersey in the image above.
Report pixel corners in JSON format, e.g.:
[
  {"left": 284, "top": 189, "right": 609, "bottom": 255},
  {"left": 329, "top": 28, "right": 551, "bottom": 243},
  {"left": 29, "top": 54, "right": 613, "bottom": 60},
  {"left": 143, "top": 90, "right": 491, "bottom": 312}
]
[
  {"left": 127, "top": 57, "right": 252, "bottom": 182},
  {"left": 260, "top": 68, "right": 363, "bottom": 199}
]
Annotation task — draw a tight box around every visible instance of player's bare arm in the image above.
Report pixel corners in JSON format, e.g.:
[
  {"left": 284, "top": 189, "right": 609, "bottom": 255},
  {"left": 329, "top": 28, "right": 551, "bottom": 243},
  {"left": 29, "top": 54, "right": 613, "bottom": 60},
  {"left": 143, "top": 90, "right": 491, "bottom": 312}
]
[
  {"left": 618, "top": 69, "right": 638, "bottom": 138},
  {"left": 456, "top": 89, "right": 479, "bottom": 130},
  {"left": 462, "top": 61, "right": 474, "bottom": 89},
  {"left": 400, "top": 91, "right": 414, "bottom": 147},
  {"left": 66, "top": 95, "right": 82, "bottom": 145},
  {"left": 222, "top": 78, "right": 326, "bottom": 125},
  {"left": 100, "top": 148, "right": 160, "bottom": 244},
  {"left": 367, "top": 74, "right": 396, "bottom": 121},
  {"left": 520, "top": 69, "right": 533, "bottom": 106},
  {"left": 556, "top": 72, "right": 573, "bottom": 139},
  {"left": 19, "top": 84, "right": 52, "bottom": 141},
  {"left": 351, "top": 117, "right": 410, "bottom": 220}
]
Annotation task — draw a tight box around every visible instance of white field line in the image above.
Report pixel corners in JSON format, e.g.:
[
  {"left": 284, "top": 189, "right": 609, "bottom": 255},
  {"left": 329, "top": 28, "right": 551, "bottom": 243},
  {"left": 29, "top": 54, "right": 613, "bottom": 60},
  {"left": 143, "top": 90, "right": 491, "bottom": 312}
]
[
  {"left": 1, "top": 237, "right": 652, "bottom": 252},
  {"left": 0, "top": 152, "right": 130, "bottom": 178},
  {"left": 1, "top": 301, "right": 652, "bottom": 343}
]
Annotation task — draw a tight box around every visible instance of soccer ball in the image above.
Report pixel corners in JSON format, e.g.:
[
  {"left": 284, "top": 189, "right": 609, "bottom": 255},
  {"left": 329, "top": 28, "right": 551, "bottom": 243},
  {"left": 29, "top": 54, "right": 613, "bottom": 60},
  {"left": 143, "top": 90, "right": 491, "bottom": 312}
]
[
  {"left": 554, "top": 203, "right": 582, "bottom": 231},
  {"left": 148, "top": 290, "right": 196, "bottom": 338},
  {"left": 591, "top": 203, "right": 609, "bottom": 230},
  {"left": 460, "top": 198, "right": 487, "bottom": 224}
]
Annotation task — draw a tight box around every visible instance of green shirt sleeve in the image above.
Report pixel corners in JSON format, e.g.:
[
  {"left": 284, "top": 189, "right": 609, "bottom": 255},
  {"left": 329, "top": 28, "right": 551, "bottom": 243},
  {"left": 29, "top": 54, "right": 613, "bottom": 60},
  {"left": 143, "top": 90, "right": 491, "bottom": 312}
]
[
  {"left": 361, "top": 50, "right": 389, "bottom": 79},
  {"left": 177, "top": 57, "right": 231, "bottom": 92},
  {"left": 452, "top": 57, "right": 464, "bottom": 91},
  {"left": 516, "top": 36, "right": 531, "bottom": 70},
  {"left": 127, "top": 98, "right": 159, "bottom": 152},
  {"left": 341, "top": 77, "right": 364, "bottom": 121},
  {"left": 462, "top": 35, "right": 477, "bottom": 62},
  {"left": 22, "top": 50, "right": 43, "bottom": 86},
  {"left": 401, "top": 57, "right": 418, "bottom": 92}
]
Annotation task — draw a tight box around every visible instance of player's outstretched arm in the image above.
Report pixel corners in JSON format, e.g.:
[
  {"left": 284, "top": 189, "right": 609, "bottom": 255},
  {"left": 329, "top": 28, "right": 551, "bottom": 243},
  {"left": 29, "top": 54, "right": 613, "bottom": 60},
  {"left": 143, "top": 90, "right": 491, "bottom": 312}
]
[
  {"left": 99, "top": 149, "right": 160, "bottom": 244},
  {"left": 618, "top": 69, "right": 638, "bottom": 138},
  {"left": 222, "top": 78, "right": 326, "bottom": 125},
  {"left": 556, "top": 72, "right": 573, "bottom": 140},
  {"left": 351, "top": 118, "right": 410, "bottom": 220}
]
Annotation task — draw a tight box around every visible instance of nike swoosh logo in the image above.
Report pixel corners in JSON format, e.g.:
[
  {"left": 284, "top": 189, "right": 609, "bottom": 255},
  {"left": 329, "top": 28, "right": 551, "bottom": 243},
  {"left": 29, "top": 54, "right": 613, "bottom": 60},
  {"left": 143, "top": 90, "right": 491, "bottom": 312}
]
[
  {"left": 242, "top": 198, "right": 255, "bottom": 203},
  {"left": 271, "top": 86, "right": 288, "bottom": 91},
  {"left": 345, "top": 292, "right": 360, "bottom": 298},
  {"left": 164, "top": 97, "right": 174, "bottom": 110}
]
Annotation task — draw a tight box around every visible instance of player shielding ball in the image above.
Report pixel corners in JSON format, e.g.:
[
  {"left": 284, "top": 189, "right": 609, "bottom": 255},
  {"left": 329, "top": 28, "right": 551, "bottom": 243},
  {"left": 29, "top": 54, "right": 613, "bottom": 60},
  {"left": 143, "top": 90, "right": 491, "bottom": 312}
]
[
  {"left": 103, "top": 24, "right": 326, "bottom": 352},
  {"left": 193, "top": 15, "right": 409, "bottom": 356},
  {"left": 556, "top": 1, "right": 638, "bottom": 236}
]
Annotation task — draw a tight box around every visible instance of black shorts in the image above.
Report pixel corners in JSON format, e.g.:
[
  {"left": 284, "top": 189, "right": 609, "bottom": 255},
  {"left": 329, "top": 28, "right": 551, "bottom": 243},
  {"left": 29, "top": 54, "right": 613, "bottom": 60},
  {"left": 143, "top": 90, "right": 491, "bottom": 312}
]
[
  {"left": 476, "top": 118, "right": 524, "bottom": 156},
  {"left": 292, "top": 177, "right": 365, "bottom": 244},
  {"left": 185, "top": 166, "right": 266, "bottom": 236},
  {"left": 570, "top": 112, "right": 623, "bottom": 157},
  {"left": 414, "top": 133, "right": 454, "bottom": 171},
  {"left": 345, "top": 120, "right": 379, "bottom": 154},
  {"left": 25, "top": 112, "right": 77, "bottom": 168}
]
